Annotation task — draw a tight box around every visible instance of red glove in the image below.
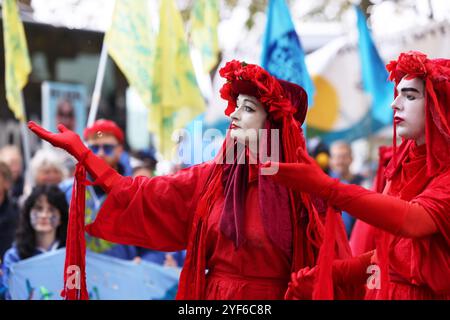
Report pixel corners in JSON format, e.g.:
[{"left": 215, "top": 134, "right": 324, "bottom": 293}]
[
  {"left": 28, "top": 121, "right": 121, "bottom": 192},
  {"left": 285, "top": 251, "right": 374, "bottom": 300},
  {"left": 331, "top": 251, "right": 374, "bottom": 287},
  {"left": 264, "top": 148, "right": 436, "bottom": 237},
  {"left": 28, "top": 121, "right": 87, "bottom": 160},
  {"left": 266, "top": 147, "right": 338, "bottom": 199},
  {"left": 285, "top": 266, "right": 316, "bottom": 300}
]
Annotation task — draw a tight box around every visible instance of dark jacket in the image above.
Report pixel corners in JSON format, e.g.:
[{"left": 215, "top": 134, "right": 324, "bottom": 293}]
[{"left": 0, "top": 196, "right": 18, "bottom": 260}]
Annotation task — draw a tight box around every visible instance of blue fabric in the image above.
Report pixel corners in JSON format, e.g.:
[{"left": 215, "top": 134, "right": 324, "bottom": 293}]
[
  {"left": 355, "top": 5, "right": 394, "bottom": 128},
  {"left": 1, "top": 246, "right": 49, "bottom": 300},
  {"left": 119, "top": 151, "right": 133, "bottom": 177},
  {"left": 261, "top": 0, "right": 315, "bottom": 107},
  {"left": 5, "top": 249, "right": 180, "bottom": 300}
]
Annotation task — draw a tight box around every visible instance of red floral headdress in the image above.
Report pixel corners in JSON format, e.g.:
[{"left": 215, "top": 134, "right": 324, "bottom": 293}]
[
  {"left": 219, "top": 60, "right": 305, "bottom": 122},
  {"left": 385, "top": 51, "right": 450, "bottom": 176}
]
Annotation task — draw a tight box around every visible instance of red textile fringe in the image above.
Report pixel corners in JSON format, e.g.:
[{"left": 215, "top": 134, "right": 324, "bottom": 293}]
[{"left": 61, "top": 162, "right": 89, "bottom": 300}]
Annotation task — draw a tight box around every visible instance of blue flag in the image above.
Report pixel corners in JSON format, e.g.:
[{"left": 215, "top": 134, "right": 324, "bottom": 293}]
[
  {"left": 355, "top": 5, "right": 394, "bottom": 128},
  {"left": 261, "top": 0, "right": 315, "bottom": 106}
]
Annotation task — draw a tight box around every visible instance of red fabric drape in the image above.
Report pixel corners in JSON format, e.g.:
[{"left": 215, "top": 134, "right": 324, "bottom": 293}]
[{"left": 61, "top": 162, "right": 89, "bottom": 300}]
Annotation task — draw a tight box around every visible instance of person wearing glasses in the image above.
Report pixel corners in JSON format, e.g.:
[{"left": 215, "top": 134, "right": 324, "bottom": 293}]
[
  {"left": 59, "top": 119, "right": 138, "bottom": 261},
  {"left": 55, "top": 99, "right": 76, "bottom": 132}
]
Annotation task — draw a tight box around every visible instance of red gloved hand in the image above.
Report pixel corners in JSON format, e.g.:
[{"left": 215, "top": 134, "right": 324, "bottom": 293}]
[
  {"left": 285, "top": 251, "right": 374, "bottom": 300},
  {"left": 263, "top": 147, "right": 337, "bottom": 199},
  {"left": 28, "top": 121, "right": 121, "bottom": 192},
  {"left": 285, "top": 266, "right": 317, "bottom": 300},
  {"left": 265, "top": 148, "right": 436, "bottom": 237},
  {"left": 28, "top": 121, "right": 88, "bottom": 160}
]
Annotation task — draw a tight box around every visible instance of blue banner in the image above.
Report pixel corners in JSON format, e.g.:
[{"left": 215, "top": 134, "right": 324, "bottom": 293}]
[
  {"left": 7, "top": 249, "right": 180, "bottom": 300},
  {"left": 261, "top": 0, "right": 315, "bottom": 106},
  {"left": 355, "top": 5, "right": 394, "bottom": 128}
]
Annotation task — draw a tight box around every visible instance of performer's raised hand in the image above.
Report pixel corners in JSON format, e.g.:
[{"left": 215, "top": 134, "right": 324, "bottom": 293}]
[
  {"left": 28, "top": 121, "right": 88, "bottom": 160},
  {"left": 262, "top": 147, "right": 337, "bottom": 198},
  {"left": 284, "top": 266, "right": 317, "bottom": 300}
]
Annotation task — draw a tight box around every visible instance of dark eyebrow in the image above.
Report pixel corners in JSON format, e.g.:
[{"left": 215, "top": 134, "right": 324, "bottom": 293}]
[
  {"left": 242, "top": 99, "right": 257, "bottom": 106},
  {"left": 399, "top": 87, "right": 420, "bottom": 94},
  {"left": 237, "top": 98, "right": 257, "bottom": 108}
]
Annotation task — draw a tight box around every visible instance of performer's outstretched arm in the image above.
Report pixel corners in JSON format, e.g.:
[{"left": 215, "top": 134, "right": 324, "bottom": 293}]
[
  {"left": 28, "top": 121, "right": 121, "bottom": 191},
  {"left": 28, "top": 121, "right": 210, "bottom": 251},
  {"left": 263, "top": 149, "right": 438, "bottom": 238}
]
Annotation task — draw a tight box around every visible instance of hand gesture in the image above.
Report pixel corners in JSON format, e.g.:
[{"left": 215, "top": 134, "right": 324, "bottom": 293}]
[
  {"left": 28, "top": 121, "right": 87, "bottom": 160},
  {"left": 284, "top": 266, "right": 317, "bottom": 300}
]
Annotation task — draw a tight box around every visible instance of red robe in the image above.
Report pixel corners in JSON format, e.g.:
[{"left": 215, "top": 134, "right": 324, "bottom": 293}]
[
  {"left": 86, "top": 162, "right": 336, "bottom": 299},
  {"left": 367, "top": 141, "right": 450, "bottom": 299}
]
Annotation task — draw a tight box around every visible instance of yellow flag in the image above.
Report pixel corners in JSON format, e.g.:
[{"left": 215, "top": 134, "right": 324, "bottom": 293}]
[
  {"left": 190, "top": 0, "right": 220, "bottom": 73},
  {"left": 151, "top": 0, "right": 206, "bottom": 160},
  {"left": 2, "top": 0, "right": 31, "bottom": 122},
  {"left": 105, "top": 0, "right": 155, "bottom": 109}
]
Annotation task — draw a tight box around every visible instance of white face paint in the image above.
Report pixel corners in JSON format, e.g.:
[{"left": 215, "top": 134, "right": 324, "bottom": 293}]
[
  {"left": 30, "top": 195, "right": 61, "bottom": 233},
  {"left": 229, "top": 94, "right": 268, "bottom": 145},
  {"left": 391, "top": 77, "right": 426, "bottom": 145}
]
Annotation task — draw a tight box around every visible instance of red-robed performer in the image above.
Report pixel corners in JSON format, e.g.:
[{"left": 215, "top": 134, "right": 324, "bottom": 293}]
[
  {"left": 266, "top": 51, "right": 450, "bottom": 300},
  {"left": 28, "top": 61, "right": 353, "bottom": 300}
]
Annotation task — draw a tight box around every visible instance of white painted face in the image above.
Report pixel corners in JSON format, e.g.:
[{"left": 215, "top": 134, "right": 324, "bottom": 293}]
[
  {"left": 391, "top": 77, "right": 426, "bottom": 145},
  {"left": 229, "top": 94, "right": 268, "bottom": 145}
]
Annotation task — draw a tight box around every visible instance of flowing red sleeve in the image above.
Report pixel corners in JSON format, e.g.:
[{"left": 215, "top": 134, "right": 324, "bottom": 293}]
[
  {"left": 85, "top": 162, "right": 213, "bottom": 251},
  {"left": 412, "top": 169, "right": 450, "bottom": 245}
]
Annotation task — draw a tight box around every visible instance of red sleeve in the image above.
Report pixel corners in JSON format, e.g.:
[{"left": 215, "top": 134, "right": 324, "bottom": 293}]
[
  {"left": 85, "top": 162, "right": 214, "bottom": 251},
  {"left": 412, "top": 169, "right": 450, "bottom": 245},
  {"left": 349, "top": 220, "right": 377, "bottom": 256}
]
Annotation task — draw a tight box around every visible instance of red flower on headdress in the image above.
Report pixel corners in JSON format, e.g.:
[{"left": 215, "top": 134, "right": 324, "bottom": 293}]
[
  {"left": 387, "top": 51, "right": 428, "bottom": 82},
  {"left": 386, "top": 60, "right": 398, "bottom": 81},
  {"left": 219, "top": 60, "right": 294, "bottom": 121},
  {"left": 219, "top": 82, "right": 237, "bottom": 116},
  {"left": 219, "top": 60, "right": 243, "bottom": 80}
]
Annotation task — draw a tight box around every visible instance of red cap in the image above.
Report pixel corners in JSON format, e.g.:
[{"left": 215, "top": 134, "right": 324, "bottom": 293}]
[{"left": 83, "top": 119, "right": 124, "bottom": 144}]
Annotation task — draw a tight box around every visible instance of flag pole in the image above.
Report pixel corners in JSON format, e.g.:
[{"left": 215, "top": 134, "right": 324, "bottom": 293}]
[{"left": 87, "top": 41, "right": 109, "bottom": 127}]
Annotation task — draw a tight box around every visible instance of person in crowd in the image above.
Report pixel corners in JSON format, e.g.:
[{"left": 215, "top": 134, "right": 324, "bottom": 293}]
[
  {"left": 328, "top": 140, "right": 365, "bottom": 237},
  {"left": 0, "top": 162, "right": 18, "bottom": 262},
  {"left": 1, "top": 185, "right": 68, "bottom": 299},
  {"left": 30, "top": 149, "right": 68, "bottom": 187},
  {"left": 55, "top": 99, "right": 76, "bottom": 132},
  {"left": 59, "top": 119, "right": 138, "bottom": 260},
  {"left": 0, "top": 145, "right": 24, "bottom": 201}
]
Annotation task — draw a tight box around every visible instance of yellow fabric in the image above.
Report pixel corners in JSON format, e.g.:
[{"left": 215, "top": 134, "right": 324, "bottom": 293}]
[
  {"left": 105, "top": 0, "right": 155, "bottom": 109},
  {"left": 2, "top": 0, "right": 31, "bottom": 121},
  {"left": 190, "top": 0, "right": 219, "bottom": 73},
  {"left": 151, "top": 0, "right": 205, "bottom": 160}
]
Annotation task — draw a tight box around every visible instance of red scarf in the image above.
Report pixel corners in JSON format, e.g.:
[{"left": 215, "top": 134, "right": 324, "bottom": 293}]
[{"left": 61, "top": 161, "right": 89, "bottom": 300}]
